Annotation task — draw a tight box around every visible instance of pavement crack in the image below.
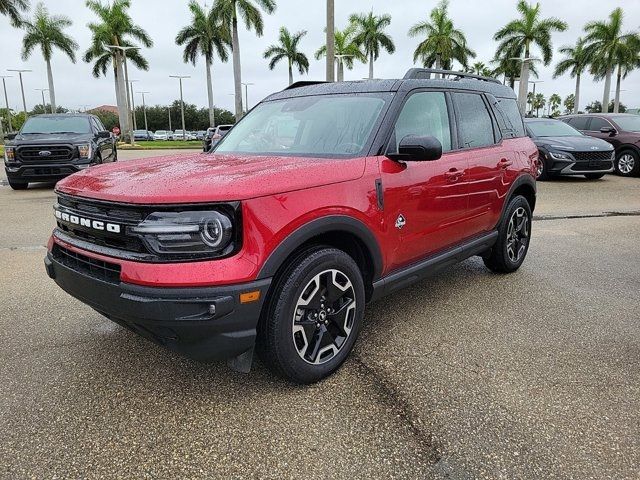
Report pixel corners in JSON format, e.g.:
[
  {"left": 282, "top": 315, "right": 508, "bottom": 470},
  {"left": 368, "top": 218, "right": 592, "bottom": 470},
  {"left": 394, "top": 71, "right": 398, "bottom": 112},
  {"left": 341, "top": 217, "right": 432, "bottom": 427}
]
[
  {"left": 534, "top": 210, "right": 640, "bottom": 221},
  {"left": 351, "top": 353, "right": 443, "bottom": 466}
]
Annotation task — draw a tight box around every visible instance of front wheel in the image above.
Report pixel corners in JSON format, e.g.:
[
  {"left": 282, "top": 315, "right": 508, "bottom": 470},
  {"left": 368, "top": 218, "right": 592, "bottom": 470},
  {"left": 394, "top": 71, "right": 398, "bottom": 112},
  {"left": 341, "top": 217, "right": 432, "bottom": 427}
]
[
  {"left": 536, "top": 153, "right": 549, "bottom": 180},
  {"left": 258, "top": 247, "right": 365, "bottom": 384},
  {"left": 484, "top": 195, "right": 532, "bottom": 274},
  {"left": 615, "top": 150, "right": 639, "bottom": 177}
]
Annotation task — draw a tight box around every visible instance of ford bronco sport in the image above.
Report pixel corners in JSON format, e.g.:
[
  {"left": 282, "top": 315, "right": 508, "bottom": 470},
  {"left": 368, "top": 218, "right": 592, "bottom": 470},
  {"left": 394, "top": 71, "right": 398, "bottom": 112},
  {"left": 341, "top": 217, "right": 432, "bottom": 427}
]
[{"left": 45, "top": 69, "right": 537, "bottom": 383}]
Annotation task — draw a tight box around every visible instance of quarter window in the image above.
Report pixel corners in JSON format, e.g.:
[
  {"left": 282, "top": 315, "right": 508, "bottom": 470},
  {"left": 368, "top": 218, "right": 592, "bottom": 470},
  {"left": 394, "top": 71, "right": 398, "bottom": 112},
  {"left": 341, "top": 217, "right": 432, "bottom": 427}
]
[
  {"left": 391, "top": 92, "right": 452, "bottom": 152},
  {"left": 496, "top": 97, "right": 525, "bottom": 137},
  {"left": 453, "top": 93, "right": 495, "bottom": 148}
]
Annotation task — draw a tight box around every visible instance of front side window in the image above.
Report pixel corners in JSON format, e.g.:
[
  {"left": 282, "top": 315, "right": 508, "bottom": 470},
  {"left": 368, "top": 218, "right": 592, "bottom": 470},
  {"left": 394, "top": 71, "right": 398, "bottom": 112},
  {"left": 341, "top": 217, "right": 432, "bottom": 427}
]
[
  {"left": 215, "top": 94, "right": 390, "bottom": 157},
  {"left": 568, "top": 116, "right": 590, "bottom": 130},
  {"left": 589, "top": 117, "right": 611, "bottom": 131},
  {"left": 453, "top": 93, "right": 496, "bottom": 148},
  {"left": 390, "top": 91, "right": 452, "bottom": 152},
  {"left": 20, "top": 116, "right": 91, "bottom": 135}
]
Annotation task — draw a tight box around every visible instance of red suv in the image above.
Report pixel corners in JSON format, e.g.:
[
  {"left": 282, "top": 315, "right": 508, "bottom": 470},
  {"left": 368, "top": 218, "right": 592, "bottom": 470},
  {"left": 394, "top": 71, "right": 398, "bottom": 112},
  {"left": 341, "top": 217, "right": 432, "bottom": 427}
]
[{"left": 45, "top": 69, "right": 537, "bottom": 383}]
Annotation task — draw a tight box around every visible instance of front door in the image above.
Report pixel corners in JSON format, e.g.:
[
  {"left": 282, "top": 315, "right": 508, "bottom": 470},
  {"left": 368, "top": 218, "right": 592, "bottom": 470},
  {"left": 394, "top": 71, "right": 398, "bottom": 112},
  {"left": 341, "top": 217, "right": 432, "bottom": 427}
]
[{"left": 379, "top": 90, "right": 469, "bottom": 272}]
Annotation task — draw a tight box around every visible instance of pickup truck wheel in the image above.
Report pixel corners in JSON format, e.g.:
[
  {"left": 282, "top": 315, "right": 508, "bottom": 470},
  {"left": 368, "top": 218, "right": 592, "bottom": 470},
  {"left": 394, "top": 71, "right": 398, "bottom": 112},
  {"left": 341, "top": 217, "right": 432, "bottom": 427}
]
[
  {"left": 8, "top": 178, "right": 28, "bottom": 190},
  {"left": 484, "top": 195, "right": 532, "bottom": 274},
  {"left": 258, "top": 247, "right": 365, "bottom": 384}
]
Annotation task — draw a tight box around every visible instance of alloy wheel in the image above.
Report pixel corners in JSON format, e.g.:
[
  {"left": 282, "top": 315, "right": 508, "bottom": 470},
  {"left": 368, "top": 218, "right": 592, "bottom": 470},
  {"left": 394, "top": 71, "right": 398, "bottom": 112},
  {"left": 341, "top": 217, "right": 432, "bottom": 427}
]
[
  {"left": 535, "top": 157, "right": 544, "bottom": 178},
  {"left": 292, "top": 269, "right": 356, "bottom": 365},
  {"left": 618, "top": 154, "right": 635, "bottom": 175},
  {"left": 506, "top": 207, "right": 530, "bottom": 263}
]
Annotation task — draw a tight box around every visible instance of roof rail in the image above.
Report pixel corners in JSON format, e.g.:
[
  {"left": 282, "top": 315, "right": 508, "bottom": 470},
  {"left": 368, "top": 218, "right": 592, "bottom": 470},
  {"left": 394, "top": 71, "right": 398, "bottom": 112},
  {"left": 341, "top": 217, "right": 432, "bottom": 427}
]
[
  {"left": 284, "top": 80, "right": 328, "bottom": 90},
  {"left": 403, "top": 68, "right": 502, "bottom": 84}
]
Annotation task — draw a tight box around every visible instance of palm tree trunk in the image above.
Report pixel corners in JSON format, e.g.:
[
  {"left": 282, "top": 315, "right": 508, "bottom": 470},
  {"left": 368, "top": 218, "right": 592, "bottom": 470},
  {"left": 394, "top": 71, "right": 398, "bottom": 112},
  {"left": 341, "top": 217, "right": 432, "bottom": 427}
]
[
  {"left": 113, "top": 52, "right": 129, "bottom": 141},
  {"left": 517, "top": 53, "right": 530, "bottom": 114},
  {"left": 613, "top": 65, "right": 621, "bottom": 113},
  {"left": 205, "top": 57, "right": 215, "bottom": 127},
  {"left": 602, "top": 67, "right": 612, "bottom": 113},
  {"left": 338, "top": 60, "right": 344, "bottom": 82},
  {"left": 288, "top": 61, "right": 293, "bottom": 85},
  {"left": 45, "top": 58, "right": 56, "bottom": 112},
  {"left": 231, "top": 12, "right": 243, "bottom": 120},
  {"left": 368, "top": 51, "right": 374, "bottom": 79},
  {"left": 574, "top": 74, "right": 580, "bottom": 114},
  {"left": 325, "top": 0, "right": 335, "bottom": 82},
  {"left": 435, "top": 54, "right": 441, "bottom": 78}
]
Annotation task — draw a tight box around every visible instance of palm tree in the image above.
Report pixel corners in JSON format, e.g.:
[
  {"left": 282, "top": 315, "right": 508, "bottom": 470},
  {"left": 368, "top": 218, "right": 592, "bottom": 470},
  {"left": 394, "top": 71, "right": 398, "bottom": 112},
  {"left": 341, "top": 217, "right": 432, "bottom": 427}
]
[
  {"left": 264, "top": 27, "right": 309, "bottom": 85},
  {"left": 553, "top": 38, "right": 588, "bottom": 114},
  {"left": 214, "top": 0, "right": 276, "bottom": 120},
  {"left": 349, "top": 11, "right": 395, "bottom": 79},
  {"left": 494, "top": 1, "right": 567, "bottom": 113},
  {"left": 584, "top": 8, "right": 640, "bottom": 114},
  {"left": 83, "top": 0, "right": 152, "bottom": 139},
  {"left": 548, "top": 93, "right": 561, "bottom": 116},
  {"left": 409, "top": 0, "right": 475, "bottom": 75},
  {"left": 315, "top": 26, "right": 366, "bottom": 81},
  {"left": 20, "top": 3, "right": 77, "bottom": 111},
  {"left": 0, "top": 0, "right": 28, "bottom": 27},
  {"left": 563, "top": 94, "right": 575, "bottom": 114},
  {"left": 533, "top": 92, "right": 545, "bottom": 117},
  {"left": 609, "top": 36, "right": 640, "bottom": 112},
  {"left": 469, "top": 61, "right": 492, "bottom": 77},
  {"left": 176, "top": 1, "right": 230, "bottom": 127},
  {"left": 491, "top": 49, "right": 539, "bottom": 88}
]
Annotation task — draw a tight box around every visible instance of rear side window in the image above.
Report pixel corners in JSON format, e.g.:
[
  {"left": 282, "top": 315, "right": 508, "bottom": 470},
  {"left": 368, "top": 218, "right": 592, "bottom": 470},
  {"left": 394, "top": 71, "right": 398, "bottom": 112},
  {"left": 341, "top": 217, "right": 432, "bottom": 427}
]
[
  {"left": 495, "top": 97, "right": 525, "bottom": 137},
  {"left": 391, "top": 91, "right": 452, "bottom": 152},
  {"left": 453, "top": 93, "right": 495, "bottom": 149},
  {"left": 568, "top": 116, "right": 590, "bottom": 130}
]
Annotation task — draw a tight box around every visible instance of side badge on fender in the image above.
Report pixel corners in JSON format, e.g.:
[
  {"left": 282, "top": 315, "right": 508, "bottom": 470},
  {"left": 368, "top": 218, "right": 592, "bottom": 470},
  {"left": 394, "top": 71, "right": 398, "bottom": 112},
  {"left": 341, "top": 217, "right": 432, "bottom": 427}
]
[{"left": 395, "top": 214, "right": 406, "bottom": 229}]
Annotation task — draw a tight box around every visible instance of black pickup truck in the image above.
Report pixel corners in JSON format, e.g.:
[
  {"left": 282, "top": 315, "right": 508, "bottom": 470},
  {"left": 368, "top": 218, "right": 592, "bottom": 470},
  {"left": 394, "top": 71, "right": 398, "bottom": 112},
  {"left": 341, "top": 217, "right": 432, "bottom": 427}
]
[{"left": 3, "top": 114, "right": 117, "bottom": 190}]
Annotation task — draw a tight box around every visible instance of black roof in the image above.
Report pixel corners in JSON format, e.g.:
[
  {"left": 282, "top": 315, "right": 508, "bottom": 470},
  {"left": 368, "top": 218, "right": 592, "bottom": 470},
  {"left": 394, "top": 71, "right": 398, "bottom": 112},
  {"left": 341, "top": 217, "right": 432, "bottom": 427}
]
[{"left": 265, "top": 69, "right": 517, "bottom": 102}]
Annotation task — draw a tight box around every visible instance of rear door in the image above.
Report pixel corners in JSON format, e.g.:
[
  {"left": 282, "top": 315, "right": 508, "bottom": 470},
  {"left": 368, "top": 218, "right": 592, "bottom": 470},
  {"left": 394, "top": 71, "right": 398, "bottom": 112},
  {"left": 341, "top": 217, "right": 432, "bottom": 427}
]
[{"left": 379, "top": 90, "right": 470, "bottom": 270}]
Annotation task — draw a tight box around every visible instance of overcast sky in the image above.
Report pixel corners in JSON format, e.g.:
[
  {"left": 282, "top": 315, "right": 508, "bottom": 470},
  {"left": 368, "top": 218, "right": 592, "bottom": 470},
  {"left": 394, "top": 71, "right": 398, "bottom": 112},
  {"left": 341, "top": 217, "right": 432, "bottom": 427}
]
[{"left": 1, "top": 0, "right": 639, "bottom": 115}]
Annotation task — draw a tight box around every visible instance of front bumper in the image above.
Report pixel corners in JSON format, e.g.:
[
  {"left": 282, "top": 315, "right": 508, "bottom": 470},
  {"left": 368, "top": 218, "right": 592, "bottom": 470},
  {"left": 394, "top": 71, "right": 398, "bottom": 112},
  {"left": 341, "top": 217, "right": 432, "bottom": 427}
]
[
  {"left": 6, "top": 161, "right": 90, "bottom": 182},
  {"left": 45, "top": 250, "right": 271, "bottom": 362},
  {"left": 546, "top": 159, "right": 614, "bottom": 176}
]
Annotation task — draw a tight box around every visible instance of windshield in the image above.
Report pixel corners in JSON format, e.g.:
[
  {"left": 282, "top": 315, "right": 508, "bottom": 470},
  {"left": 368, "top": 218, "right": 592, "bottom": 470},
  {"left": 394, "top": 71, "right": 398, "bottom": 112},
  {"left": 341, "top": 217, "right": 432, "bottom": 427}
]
[
  {"left": 527, "top": 119, "right": 582, "bottom": 137},
  {"left": 21, "top": 116, "right": 91, "bottom": 134},
  {"left": 215, "top": 93, "right": 390, "bottom": 157},
  {"left": 612, "top": 115, "right": 640, "bottom": 132}
]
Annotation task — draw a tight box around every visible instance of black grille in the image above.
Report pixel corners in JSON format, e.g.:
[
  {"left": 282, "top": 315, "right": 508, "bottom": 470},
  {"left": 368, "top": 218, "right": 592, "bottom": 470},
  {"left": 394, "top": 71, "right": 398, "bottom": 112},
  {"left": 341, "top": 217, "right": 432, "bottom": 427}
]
[
  {"left": 571, "top": 161, "right": 612, "bottom": 171},
  {"left": 573, "top": 151, "right": 614, "bottom": 161},
  {"left": 17, "top": 145, "right": 74, "bottom": 163},
  {"left": 22, "top": 166, "right": 76, "bottom": 177},
  {"left": 52, "top": 245, "right": 121, "bottom": 284}
]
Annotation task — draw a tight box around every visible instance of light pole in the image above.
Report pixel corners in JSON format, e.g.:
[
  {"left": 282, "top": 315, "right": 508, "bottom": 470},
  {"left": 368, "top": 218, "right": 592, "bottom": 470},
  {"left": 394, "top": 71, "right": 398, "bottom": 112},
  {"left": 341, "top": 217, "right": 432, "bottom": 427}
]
[
  {"left": 326, "top": 0, "right": 335, "bottom": 82},
  {"left": 35, "top": 88, "right": 49, "bottom": 112},
  {"left": 241, "top": 82, "right": 253, "bottom": 112},
  {"left": 7, "top": 69, "right": 32, "bottom": 118},
  {"left": 0, "top": 75, "right": 13, "bottom": 131},
  {"left": 334, "top": 54, "right": 354, "bottom": 82},
  {"left": 106, "top": 45, "right": 139, "bottom": 144},
  {"left": 170, "top": 75, "right": 189, "bottom": 138},
  {"left": 129, "top": 79, "right": 138, "bottom": 130},
  {"left": 137, "top": 91, "right": 150, "bottom": 132}
]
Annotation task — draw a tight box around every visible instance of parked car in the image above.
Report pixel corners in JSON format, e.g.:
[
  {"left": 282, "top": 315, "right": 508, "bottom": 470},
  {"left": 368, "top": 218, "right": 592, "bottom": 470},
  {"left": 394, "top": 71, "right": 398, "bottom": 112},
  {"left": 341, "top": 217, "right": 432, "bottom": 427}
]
[
  {"left": 195, "top": 130, "right": 207, "bottom": 141},
  {"left": 524, "top": 117, "right": 614, "bottom": 180},
  {"left": 45, "top": 68, "right": 537, "bottom": 383},
  {"left": 203, "top": 124, "right": 233, "bottom": 152},
  {"left": 173, "top": 129, "right": 187, "bottom": 140},
  {"left": 559, "top": 113, "right": 640, "bottom": 177},
  {"left": 133, "top": 129, "right": 153, "bottom": 141},
  {"left": 3, "top": 113, "right": 116, "bottom": 190},
  {"left": 153, "top": 130, "right": 171, "bottom": 141}
]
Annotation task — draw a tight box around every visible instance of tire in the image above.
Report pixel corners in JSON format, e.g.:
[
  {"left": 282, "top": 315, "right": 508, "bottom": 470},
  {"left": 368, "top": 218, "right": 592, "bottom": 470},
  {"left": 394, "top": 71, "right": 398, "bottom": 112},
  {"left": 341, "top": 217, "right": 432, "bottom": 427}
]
[
  {"left": 584, "top": 173, "right": 605, "bottom": 180},
  {"left": 536, "top": 152, "right": 549, "bottom": 180},
  {"left": 483, "top": 195, "right": 532, "bottom": 274},
  {"left": 112, "top": 147, "right": 118, "bottom": 162},
  {"left": 615, "top": 150, "right": 639, "bottom": 177},
  {"left": 258, "top": 246, "right": 365, "bottom": 384},
  {"left": 8, "top": 178, "right": 28, "bottom": 190}
]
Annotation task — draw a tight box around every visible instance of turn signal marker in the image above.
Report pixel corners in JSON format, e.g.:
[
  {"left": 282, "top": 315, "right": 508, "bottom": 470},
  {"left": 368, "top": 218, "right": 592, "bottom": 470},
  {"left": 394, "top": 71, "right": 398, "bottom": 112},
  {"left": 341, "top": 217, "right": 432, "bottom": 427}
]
[{"left": 240, "top": 291, "right": 261, "bottom": 304}]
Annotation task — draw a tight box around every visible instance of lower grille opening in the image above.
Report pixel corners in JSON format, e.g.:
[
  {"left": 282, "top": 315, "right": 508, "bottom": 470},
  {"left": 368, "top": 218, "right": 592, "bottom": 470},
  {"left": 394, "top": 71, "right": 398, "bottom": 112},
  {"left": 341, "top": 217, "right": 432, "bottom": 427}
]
[{"left": 52, "top": 245, "right": 121, "bottom": 284}]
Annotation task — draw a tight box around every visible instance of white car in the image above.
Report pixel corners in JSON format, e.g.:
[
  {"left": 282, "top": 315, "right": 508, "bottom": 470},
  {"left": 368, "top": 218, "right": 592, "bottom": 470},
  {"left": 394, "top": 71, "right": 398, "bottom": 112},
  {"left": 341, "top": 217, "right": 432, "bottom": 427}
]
[
  {"left": 153, "top": 130, "right": 171, "bottom": 140},
  {"left": 173, "top": 129, "right": 189, "bottom": 140}
]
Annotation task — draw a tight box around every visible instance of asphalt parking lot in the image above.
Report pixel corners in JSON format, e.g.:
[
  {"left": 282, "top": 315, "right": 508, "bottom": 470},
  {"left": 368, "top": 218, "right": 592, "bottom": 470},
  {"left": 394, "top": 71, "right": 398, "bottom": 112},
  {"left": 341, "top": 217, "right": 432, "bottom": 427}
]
[{"left": 1, "top": 150, "right": 639, "bottom": 479}]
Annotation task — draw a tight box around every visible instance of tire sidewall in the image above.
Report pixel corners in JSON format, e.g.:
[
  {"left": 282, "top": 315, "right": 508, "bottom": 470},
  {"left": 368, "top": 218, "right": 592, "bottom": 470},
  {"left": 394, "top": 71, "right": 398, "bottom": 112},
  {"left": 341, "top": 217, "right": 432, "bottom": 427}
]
[
  {"left": 615, "top": 150, "right": 639, "bottom": 177},
  {"left": 270, "top": 248, "right": 365, "bottom": 383},
  {"left": 498, "top": 196, "right": 532, "bottom": 270}
]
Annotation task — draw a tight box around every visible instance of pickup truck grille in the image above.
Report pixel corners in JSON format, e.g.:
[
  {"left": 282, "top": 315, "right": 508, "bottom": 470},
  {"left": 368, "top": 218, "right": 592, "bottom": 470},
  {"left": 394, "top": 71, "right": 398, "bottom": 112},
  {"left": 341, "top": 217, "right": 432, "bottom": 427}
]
[
  {"left": 572, "top": 151, "right": 613, "bottom": 162},
  {"left": 17, "top": 145, "right": 75, "bottom": 163}
]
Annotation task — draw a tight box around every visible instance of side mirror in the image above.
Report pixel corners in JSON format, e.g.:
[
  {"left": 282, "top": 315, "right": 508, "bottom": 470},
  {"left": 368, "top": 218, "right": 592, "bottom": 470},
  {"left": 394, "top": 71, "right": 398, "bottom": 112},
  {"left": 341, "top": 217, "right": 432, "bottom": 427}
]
[
  {"left": 387, "top": 135, "right": 443, "bottom": 162},
  {"left": 5, "top": 133, "right": 16, "bottom": 140},
  {"left": 600, "top": 126, "right": 616, "bottom": 136},
  {"left": 98, "top": 130, "right": 111, "bottom": 139}
]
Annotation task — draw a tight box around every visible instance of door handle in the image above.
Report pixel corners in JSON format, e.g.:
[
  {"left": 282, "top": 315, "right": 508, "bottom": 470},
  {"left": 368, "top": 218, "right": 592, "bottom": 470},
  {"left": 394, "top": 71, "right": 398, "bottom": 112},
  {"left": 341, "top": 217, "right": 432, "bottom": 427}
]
[
  {"left": 498, "top": 158, "right": 513, "bottom": 169},
  {"left": 444, "top": 168, "right": 464, "bottom": 181}
]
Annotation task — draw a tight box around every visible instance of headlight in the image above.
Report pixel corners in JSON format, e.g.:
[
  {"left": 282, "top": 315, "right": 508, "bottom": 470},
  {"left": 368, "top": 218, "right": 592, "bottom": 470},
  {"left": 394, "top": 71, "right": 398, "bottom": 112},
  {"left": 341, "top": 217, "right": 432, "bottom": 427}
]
[
  {"left": 4, "top": 146, "right": 15, "bottom": 162},
  {"left": 130, "top": 210, "right": 234, "bottom": 258},
  {"left": 77, "top": 143, "right": 91, "bottom": 159},
  {"left": 548, "top": 151, "right": 571, "bottom": 160}
]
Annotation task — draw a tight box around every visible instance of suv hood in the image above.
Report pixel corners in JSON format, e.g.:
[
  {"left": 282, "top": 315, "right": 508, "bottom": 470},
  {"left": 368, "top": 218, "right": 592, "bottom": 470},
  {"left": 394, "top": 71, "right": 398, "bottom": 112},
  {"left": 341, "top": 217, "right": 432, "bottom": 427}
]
[
  {"left": 11, "top": 132, "right": 91, "bottom": 144},
  {"left": 534, "top": 135, "right": 613, "bottom": 151},
  {"left": 56, "top": 152, "right": 366, "bottom": 203}
]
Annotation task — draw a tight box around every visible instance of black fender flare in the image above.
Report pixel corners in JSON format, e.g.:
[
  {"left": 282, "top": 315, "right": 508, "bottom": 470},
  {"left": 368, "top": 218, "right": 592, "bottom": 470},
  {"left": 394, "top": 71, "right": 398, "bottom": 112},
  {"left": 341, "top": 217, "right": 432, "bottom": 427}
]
[
  {"left": 257, "top": 215, "right": 383, "bottom": 281},
  {"left": 497, "top": 174, "right": 537, "bottom": 225}
]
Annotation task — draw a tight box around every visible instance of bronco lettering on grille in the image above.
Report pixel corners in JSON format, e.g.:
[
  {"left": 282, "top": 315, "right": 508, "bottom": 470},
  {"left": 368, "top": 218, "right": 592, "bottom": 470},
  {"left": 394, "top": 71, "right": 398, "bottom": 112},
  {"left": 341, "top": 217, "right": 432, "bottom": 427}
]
[{"left": 55, "top": 209, "right": 121, "bottom": 233}]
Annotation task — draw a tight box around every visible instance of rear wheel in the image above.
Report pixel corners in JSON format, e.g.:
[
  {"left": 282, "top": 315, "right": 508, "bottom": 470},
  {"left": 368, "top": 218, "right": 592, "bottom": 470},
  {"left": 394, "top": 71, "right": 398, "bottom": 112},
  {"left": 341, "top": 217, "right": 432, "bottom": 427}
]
[
  {"left": 615, "top": 150, "right": 639, "bottom": 177},
  {"left": 8, "top": 178, "right": 28, "bottom": 190},
  {"left": 484, "top": 195, "right": 532, "bottom": 273},
  {"left": 584, "top": 173, "right": 606, "bottom": 180},
  {"left": 258, "top": 247, "right": 365, "bottom": 384}
]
